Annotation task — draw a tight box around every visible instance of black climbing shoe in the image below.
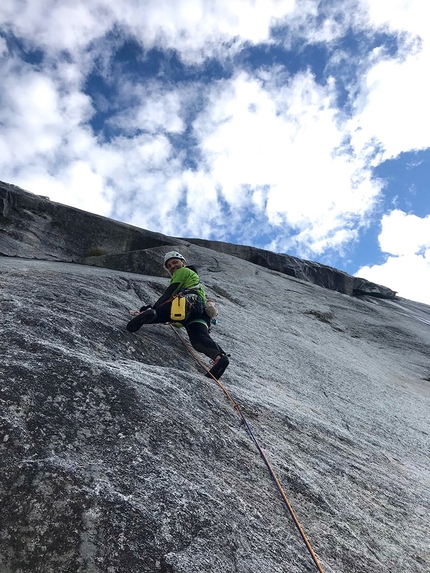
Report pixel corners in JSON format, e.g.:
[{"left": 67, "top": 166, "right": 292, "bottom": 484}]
[
  {"left": 126, "top": 308, "right": 157, "bottom": 332},
  {"left": 205, "top": 354, "right": 229, "bottom": 380}
]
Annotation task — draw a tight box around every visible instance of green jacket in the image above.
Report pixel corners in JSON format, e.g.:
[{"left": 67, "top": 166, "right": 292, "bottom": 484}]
[{"left": 170, "top": 267, "right": 206, "bottom": 303}]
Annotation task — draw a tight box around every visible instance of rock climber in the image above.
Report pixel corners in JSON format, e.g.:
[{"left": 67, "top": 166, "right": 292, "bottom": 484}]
[{"left": 126, "top": 251, "right": 229, "bottom": 380}]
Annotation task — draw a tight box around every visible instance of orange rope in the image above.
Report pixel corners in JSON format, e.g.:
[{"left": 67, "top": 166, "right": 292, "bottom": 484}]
[{"left": 169, "top": 325, "right": 325, "bottom": 573}]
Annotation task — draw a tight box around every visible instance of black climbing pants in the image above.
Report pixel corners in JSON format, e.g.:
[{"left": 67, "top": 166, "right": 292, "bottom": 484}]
[{"left": 185, "top": 321, "right": 224, "bottom": 361}]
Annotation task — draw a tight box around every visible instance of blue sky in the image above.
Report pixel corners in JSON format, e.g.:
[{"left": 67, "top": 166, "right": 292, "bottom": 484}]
[{"left": 1, "top": 0, "right": 429, "bottom": 304}]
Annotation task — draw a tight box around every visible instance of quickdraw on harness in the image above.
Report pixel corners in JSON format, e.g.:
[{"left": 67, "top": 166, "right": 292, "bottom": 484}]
[{"left": 170, "top": 326, "right": 326, "bottom": 573}]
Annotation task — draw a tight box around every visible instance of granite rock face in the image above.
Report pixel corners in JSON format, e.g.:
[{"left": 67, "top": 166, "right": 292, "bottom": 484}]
[
  {"left": 1, "top": 241, "right": 430, "bottom": 573},
  {"left": 0, "top": 180, "right": 184, "bottom": 268},
  {"left": 184, "top": 238, "right": 399, "bottom": 298},
  {"left": 185, "top": 238, "right": 359, "bottom": 295},
  {"left": 0, "top": 180, "right": 396, "bottom": 297}
]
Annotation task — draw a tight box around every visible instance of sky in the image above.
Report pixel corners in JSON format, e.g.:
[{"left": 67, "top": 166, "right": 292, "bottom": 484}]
[{"left": 1, "top": 0, "right": 429, "bottom": 305}]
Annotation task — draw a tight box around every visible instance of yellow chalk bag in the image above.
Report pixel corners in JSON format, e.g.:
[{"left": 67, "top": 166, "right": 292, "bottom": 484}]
[{"left": 170, "top": 296, "right": 187, "bottom": 321}]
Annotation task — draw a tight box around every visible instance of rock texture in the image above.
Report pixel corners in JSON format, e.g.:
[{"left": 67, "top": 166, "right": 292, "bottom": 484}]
[{"left": 1, "top": 182, "right": 430, "bottom": 573}]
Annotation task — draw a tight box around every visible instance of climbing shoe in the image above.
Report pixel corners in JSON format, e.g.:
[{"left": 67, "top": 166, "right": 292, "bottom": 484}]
[
  {"left": 126, "top": 308, "right": 157, "bottom": 332},
  {"left": 205, "top": 354, "right": 229, "bottom": 380}
]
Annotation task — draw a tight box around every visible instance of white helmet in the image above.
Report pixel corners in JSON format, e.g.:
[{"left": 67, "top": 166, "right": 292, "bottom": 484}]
[{"left": 164, "top": 251, "right": 186, "bottom": 268}]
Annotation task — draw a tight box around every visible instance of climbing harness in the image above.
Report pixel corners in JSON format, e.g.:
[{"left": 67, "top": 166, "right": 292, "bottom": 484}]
[{"left": 170, "top": 325, "right": 326, "bottom": 573}]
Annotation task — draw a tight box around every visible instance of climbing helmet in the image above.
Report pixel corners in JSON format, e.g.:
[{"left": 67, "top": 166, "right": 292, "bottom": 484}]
[{"left": 164, "top": 251, "right": 186, "bottom": 268}]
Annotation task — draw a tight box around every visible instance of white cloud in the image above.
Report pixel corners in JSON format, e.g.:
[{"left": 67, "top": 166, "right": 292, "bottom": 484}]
[
  {"left": 0, "top": 55, "right": 111, "bottom": 216},
  {"left": 0, "top": 57, "right": 93, "bottom": 163},
  {"left": 361, "top": 0, "right": 429, "bottom": 38},
  {"left": 0, "top": 0, "right": 362, "bottom": 65},
  {"left": 108, "top": 81, "right": 187, "bottom": 136},
  {"left": 349, "top": 46, "right": 430, "bottom": 161},
  {"left": 110, "top": 0, "right": 300, "bottom": 63},
  {"left": 192, "top": 71, "right": 381, "bottom": 254},
  {"left": 357, "top": 252, "right": 430, "bottom": 305},
  {"left": 356, "top": 209, "right": 430, "bottom": 304},
  {"left": 0, "top": 0, "right": 113, "bottom": 54},
  {"left": 0, "top": 46, "right": 188, "bottom": 231},
  {"left": 378, "top": 209, "right": 430, "bottom": 256},
  {"left": 1, "top": 0, "right": 301, "bottom": 63},
  {"left": 0, "top": 46, "right": 383, "bottom": 253},
  {"left": 17, "top": 162, "right": 113, "bottom": 217},
  {"left": 350, "top": 0, "right": 430, "bottom": 161},
  {"left": 347, "top": 1, "right": 430, "bottom": 305}
]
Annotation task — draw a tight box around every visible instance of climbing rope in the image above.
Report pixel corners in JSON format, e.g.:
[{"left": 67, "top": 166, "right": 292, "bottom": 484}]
[{"left": 169, "top": 325, "right": 326, "bottom": 573}]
